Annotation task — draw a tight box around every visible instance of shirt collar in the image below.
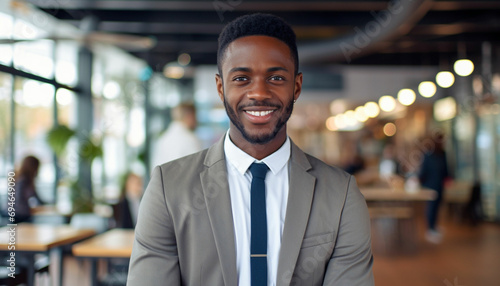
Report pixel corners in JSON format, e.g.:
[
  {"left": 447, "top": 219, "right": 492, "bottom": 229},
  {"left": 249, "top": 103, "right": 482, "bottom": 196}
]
[{"left": 224, "top": 130, "right": 290, "bottom": 176}]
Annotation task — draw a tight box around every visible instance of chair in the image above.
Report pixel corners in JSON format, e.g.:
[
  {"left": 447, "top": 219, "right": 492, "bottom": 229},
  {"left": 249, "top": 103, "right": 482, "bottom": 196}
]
[
  {"left": 32, "top": 214, "right": 67, "bottom": 225},
  {"left": 0, "top": 260, "right": 27, "bottom": 286}
]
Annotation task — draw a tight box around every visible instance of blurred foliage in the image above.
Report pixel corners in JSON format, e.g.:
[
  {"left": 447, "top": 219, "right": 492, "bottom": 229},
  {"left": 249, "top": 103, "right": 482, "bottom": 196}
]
[
  {"left": 47, "top": 124, "right": 103, "bottom": 213},
  {"left": 79, "top": 137, "right": 103, "bottom": 164},
  {"left": 46, "top": 125, "right": 75, "bottom": 157},
  {"left": 46, "top": 124, "right": 102, "bottom": 163},
  {"left": 137, "top": 147, "right": 147, "bottom": 167},
  {"left": 69, "top": 179, "right": 94, "bottom": 213}
]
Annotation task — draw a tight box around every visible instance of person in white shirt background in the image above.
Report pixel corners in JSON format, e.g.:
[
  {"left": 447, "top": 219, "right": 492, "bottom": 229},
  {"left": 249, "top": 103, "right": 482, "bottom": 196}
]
[{"left": 151, "top": 102, "right": 202, "bottom": 167}]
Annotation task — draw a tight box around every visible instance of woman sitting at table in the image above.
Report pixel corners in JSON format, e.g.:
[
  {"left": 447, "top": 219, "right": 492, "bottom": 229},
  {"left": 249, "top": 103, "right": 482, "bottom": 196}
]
[
  {"left": 13, "top": 155, "right": 44, "bottom": 223},
  {"left": 113, "top": 172, "right": 143, "bottom": 228}
]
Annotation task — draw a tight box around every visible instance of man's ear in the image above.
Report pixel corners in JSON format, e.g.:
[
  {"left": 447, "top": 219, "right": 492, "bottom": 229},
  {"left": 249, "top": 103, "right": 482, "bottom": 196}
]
[
  {"left": 215, "top": 74, "right": 224, "bottom": 102},
  {"left": 294, "top": 72, "right": 303, "bottom": 102}
]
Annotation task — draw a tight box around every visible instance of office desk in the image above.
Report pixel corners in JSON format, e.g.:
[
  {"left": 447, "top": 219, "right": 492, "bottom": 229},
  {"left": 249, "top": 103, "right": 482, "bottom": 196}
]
[
  {"left": 73, "top": 229, "right": 134, "bottom": 286},
  {"left": 360, "top": 187, "right": 436, "bottom": 254},
  {"left": 361, "top": 187, "right": 437, "bottom": 202},
  {"left": 0, "top": 223, "right": 95, "bottom": 286}
]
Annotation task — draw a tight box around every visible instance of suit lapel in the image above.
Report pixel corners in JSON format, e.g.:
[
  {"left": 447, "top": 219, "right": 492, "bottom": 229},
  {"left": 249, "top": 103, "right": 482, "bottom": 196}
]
[
  {"left": 277, "top": 142, "right": 316, "bottom": 286},
  {"left": 200, "top": 137, "right": 238, "bottom": 285}
]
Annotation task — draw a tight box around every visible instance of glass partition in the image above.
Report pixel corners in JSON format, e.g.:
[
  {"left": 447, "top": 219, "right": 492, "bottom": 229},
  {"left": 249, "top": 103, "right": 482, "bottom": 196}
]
[
  {"left": 0, "top": 12, "right": 13, "bottom": 65},
  {"left": 14, "top": 77, "right": 56, "bottom": 202},
  {"left": 12, "top": 17, "right": 54, "bottom": 78},
  {"left": 477, "top": 107, "right": 500, "bottom": 220},
  {"left": 0, "top": 72, "right": 13, "bottom": 205},
  {"left": 0, "top": 1, "right": 149, "bottom": 212},
  {"left": 56, "top": 88, "right": 77, "bottom": 127},
  {"left": 55, "top": 41, "right": 78, "bottom": 87}
]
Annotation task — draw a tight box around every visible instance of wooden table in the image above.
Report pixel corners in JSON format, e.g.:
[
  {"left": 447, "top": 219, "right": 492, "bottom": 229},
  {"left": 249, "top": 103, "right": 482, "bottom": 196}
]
[
  {"left": 361, "top": 187, "right": 437, "bottom": 201},
  {"left": 360, "top": 187, "right": 437, "bottom": 255},
  {"left": 72, "top": 229, "right": 134, "bottom": 286},
  {"left": 0, "top": 223, "right": 95, "bottom": 286},
  {"left": 31, "top": 205, "right": 61, "bottom": 215}
]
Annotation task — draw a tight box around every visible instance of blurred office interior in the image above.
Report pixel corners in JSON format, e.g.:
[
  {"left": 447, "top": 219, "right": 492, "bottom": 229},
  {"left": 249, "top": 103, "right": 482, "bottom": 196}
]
[{"left": 0, "top": 0, "right": 499, "bottom": 285}]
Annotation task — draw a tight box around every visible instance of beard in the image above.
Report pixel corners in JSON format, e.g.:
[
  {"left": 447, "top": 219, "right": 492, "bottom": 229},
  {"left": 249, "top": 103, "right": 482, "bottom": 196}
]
[{"left": 223, "top": 94, "right": 295, "bottom": 145}]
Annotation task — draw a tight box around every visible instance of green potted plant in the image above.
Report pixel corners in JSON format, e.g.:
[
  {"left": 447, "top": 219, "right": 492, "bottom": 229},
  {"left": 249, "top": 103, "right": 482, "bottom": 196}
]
[{"left": 46, "top": 125, "right": 103, "bottom": 213}]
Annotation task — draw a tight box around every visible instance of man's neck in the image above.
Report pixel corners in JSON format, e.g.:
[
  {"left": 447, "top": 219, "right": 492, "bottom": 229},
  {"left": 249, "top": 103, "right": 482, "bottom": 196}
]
[{"left": 228, "top": 129, "right": 287, "bottom": 160}]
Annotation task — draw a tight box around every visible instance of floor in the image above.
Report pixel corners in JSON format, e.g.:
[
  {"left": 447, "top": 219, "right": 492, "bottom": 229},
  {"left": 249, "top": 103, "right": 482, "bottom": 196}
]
[{"left": 371, "top": 212, "right": 500, "bottom": 286}]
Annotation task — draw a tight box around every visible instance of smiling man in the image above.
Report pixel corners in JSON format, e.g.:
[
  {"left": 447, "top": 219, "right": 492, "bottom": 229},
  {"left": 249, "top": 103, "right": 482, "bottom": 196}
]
[
  {"left": 216, "top": 34, "right": 299, "bottom": 156},
  {"left": 128, "top": 13, "right": 374, "bottom": 286}
]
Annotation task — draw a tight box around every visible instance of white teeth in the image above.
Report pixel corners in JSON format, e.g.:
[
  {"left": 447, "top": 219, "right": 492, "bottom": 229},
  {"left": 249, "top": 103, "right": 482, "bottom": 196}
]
[{"left": 246, "top": 110, "right": 274, "bottom": 116}]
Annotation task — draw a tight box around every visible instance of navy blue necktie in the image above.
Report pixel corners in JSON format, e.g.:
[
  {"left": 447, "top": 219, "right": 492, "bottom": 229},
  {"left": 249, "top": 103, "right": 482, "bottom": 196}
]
[{"left": 249, "top": 162, "right": 269, "bottom": 286}]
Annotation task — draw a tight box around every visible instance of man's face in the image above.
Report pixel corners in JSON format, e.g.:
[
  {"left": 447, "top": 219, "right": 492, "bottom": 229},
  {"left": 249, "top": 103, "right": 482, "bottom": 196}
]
[{"left": 216, "top": 35, "right": 302, "bottom": 145}]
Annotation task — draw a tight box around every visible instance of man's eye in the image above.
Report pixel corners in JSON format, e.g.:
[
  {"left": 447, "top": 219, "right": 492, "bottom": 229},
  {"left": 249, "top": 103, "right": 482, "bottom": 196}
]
[
  {"left": 270, "top": 75, "right": 284, "bottom": 81},
  {"left": 233, "top": 76, "right": 248, "bottom": 81}
]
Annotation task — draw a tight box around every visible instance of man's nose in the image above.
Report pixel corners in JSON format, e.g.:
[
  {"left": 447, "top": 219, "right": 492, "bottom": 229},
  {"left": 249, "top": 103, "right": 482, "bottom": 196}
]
[{"left": 247, "top": 79, "right": 271, "bottom": 101}]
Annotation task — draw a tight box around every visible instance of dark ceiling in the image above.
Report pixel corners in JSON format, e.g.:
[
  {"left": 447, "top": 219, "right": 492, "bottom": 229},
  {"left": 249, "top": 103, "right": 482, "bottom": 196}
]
[{"left": 27, "top": 0, "right": 500, "bottom": 71}]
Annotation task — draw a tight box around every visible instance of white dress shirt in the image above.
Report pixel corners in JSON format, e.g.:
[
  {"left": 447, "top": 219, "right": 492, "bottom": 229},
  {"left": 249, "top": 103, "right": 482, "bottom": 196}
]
[
  {"left": 151, "top": 121, "right": 202, "bottom": 168},
  {"left": 224, "top": 132, "right": 290, "bottom": 286}
]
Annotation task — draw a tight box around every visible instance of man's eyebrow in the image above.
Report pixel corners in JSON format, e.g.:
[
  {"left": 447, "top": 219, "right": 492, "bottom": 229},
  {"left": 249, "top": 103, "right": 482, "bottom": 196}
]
[
  {"left": 228, "top": 67, "right": 251, "bottom": 74},
  {"left": 228, "top": 67, "right": 289, "bottom": 74},
  {"left": 268, "top": 67, "right": 288, "bottom": 73}
]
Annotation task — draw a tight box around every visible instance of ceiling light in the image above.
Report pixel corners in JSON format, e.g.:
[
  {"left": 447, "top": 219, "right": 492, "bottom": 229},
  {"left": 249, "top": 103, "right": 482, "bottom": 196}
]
[
  {"left": 454, "top": 59, "right": 474, "bottom": 77},
  {"left": 354, "top": 106, "right": 369, "bottom": 122},
  {"left": 436, "top": 71, "right": 455, "bottom": 88},
  {"left": 177, "top": 53, "right": 191, "bottom": 66},
  {"left": 334, "top": 114, "right": 347, "bottom": 129},
  {"left": 364, "top": 101, "right": 380, "bottom": 118},
  {"left": 434, "top": 97, "right": 457, "bottom": 121},
  {"left": 383, "top": 123, "right": 397, "bottom": 137},
  {"left": 397, "top": 88, "right": 416, "bottom": 106},
  {"left": 344, "top": 110, "right": 357, "bottom": 126},
  {"left": 379, "top": 95, "right": 396, "bottom": 112},
  {"left": 326, "top": 116, "right": 337, "bottom": 131},
  {"left": 329, "top": 99, "right": 348, "bottom": 115},
  {"left": 418, "top": 81, "right": 436, "bottom": 98},
  {"left": 163, "top": 63, "right": 185, "bottom": 79}
]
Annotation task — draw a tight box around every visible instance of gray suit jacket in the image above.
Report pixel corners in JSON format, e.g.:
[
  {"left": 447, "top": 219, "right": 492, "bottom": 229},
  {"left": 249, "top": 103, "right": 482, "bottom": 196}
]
[{"left": 127, "top": 137, "right": 374, "bottom": 286}]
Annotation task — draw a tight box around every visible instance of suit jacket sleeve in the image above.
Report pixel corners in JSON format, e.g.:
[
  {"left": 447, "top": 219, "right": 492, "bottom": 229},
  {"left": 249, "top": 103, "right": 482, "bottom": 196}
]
[
  {"left": 323, "top": 176, "right": 374, "bottom": 285},
  {"left": 127, "top": 166, "right": 181, "bottom": 285}
]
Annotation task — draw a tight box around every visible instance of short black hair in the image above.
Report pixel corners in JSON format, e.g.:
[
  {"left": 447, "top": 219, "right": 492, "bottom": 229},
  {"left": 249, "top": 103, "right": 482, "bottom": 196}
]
[{"left": 217, "top": 13, "right": 299, "bottom": 75}]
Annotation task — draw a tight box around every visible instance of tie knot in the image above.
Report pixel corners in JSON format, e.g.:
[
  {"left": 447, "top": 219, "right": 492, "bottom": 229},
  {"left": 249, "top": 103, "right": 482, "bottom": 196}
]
[{"left": 249, "top": 163, "right": 269, "bottom": 180}]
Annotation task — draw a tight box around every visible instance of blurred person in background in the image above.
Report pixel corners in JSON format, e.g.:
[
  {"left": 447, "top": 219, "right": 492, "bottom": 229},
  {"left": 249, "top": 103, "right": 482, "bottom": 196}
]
[
  {"left": 151, "top": 102, "right": 202, "bottom": 167},
  {"left": 344, "top": 154, "right": 365, "bottom": 175},
  {"left": 379, "top": 143, "right": 406, "bottom": 189},
  {"left": 113, "top": 172, "right": 143, "bottom": 228},
  {"left": 418, "top": 132, "right": 449, "bottom": 243},
  {"left": 13, "top": 155, "right": 44, "bottom": 223},
  {"left": 379, "top": 143, "right": 399, "bottom": 179}
]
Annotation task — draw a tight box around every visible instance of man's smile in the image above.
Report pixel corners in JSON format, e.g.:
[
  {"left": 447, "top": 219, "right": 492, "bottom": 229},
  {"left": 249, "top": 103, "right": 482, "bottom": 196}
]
[
  {"left": 245, "top": 110, "right": 275, "bottom": 116},
  {"left": 240, "top": 103, "right": 279, "bottom": 123},
  {"left": 243, "top": 108, "right": 276, "bottom": 124}
]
